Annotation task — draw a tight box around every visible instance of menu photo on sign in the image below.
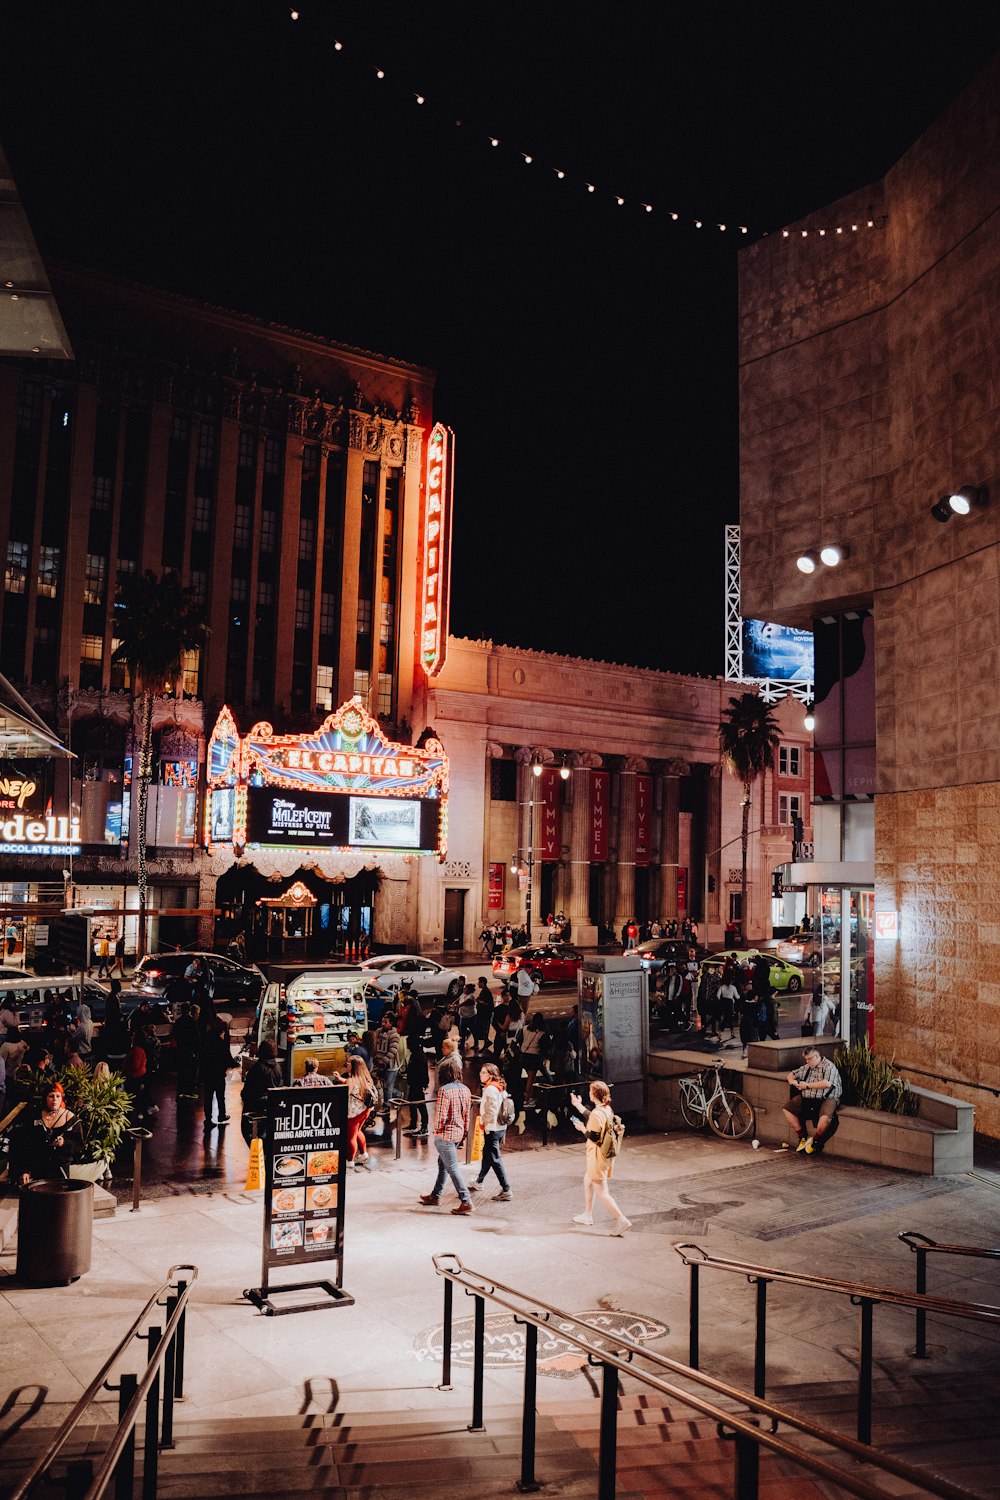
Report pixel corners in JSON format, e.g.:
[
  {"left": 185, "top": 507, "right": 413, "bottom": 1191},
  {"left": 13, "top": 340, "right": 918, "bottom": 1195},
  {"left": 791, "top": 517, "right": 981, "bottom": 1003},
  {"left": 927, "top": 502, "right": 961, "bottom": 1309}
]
[{"left": 243, "top": 1084, "right": 355, "bottom": 1316}]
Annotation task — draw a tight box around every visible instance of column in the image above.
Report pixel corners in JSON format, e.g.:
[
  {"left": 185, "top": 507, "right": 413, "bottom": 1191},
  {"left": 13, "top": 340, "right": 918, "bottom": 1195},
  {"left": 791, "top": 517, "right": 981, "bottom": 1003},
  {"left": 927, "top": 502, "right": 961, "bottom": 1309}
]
[{"left": 566, "top": 753, "right": 600, "bottom": 946}]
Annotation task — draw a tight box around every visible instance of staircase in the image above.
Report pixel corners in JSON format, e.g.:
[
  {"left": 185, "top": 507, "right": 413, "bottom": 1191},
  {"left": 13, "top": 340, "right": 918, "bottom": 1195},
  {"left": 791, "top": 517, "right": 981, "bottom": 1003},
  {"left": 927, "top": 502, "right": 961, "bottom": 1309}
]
[{"left": 5, "top": 1380, "right": 991, "bottom": 1500}]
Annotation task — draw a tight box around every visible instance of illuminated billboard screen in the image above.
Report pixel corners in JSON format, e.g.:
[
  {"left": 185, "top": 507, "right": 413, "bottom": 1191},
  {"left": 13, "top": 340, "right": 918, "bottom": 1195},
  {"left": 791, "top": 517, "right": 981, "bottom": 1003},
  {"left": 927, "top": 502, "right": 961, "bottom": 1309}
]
[
  {"left": 348, "top": 796, "right": 421, "bottom": 850},
  {"left": 741, "top": 620, "right": 814, "bottom": 682}
]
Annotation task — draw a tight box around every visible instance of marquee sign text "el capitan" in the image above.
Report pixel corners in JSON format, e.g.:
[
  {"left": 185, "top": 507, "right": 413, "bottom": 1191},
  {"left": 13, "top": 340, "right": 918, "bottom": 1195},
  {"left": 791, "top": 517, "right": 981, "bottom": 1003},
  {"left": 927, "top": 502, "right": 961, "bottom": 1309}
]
[{"left": 284, "top": 750, "right": 415, "bottom": 777}]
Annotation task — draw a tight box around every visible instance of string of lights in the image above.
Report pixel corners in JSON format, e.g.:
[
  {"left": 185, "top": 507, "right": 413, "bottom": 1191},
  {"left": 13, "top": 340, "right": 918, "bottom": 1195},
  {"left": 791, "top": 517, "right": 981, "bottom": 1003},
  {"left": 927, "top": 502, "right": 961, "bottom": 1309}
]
[{"left": 286, "top": 6, "right": 883, "bottom": 242}]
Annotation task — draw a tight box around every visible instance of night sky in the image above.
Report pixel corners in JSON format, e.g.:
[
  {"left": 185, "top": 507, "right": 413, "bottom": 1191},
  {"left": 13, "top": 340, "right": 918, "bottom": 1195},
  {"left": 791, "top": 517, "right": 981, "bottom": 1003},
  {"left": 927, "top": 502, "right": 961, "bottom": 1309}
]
[{"left": 3, "top": 3, "right": 1000, "bottom": 676}]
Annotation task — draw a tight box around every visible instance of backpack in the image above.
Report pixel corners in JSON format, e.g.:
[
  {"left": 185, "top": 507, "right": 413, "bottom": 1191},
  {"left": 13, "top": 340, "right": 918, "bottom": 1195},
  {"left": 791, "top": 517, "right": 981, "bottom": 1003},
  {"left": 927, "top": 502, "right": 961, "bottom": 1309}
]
[
  {"left": 600, "top": 1107, "right": 626, "bottom": 1160},
  {"left": 497, "top": 1090, "right": 516, "bottom": 1127},
  {"left": 363, "top": 1083, "right": 378, "bottom": 1111}
]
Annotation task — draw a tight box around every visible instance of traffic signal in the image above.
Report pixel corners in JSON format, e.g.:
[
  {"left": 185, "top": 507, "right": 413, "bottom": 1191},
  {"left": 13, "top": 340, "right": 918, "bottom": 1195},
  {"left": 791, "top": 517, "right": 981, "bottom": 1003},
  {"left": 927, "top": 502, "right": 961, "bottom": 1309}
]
[
  {"left": 771, "top": 870, "right": 783, "bottom": 899},
  {"left": 707, "top": 875, "right": 716, "bottom": 893}
]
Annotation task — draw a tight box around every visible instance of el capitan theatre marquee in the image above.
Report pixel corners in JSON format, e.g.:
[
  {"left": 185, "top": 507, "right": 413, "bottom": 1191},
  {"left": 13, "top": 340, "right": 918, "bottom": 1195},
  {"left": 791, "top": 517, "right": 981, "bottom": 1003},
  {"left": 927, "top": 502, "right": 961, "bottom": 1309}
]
[{"left": 205, "top": 699, "right": 448, "bottom": 860}]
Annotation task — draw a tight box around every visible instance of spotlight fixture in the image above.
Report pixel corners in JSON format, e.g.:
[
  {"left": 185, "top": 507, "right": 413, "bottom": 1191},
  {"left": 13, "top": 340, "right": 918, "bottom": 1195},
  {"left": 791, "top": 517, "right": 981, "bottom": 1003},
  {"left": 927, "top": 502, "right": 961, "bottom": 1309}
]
[
  {"left": 931, "top": 484, "right": 988, "bottom": 522},
  {"left": 796, "top": 551, "right": 819, "bottom": 575},
  {"left": 819, "top": 543, "right": 848, "bottom": 566}
]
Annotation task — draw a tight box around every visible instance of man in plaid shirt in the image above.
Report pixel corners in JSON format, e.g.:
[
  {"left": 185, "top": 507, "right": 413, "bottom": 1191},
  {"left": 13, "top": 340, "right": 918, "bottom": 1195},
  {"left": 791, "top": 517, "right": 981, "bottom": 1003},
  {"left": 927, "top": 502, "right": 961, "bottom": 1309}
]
[{"left": 419, "top": 1055, "right": 474, "bottom": 1213}]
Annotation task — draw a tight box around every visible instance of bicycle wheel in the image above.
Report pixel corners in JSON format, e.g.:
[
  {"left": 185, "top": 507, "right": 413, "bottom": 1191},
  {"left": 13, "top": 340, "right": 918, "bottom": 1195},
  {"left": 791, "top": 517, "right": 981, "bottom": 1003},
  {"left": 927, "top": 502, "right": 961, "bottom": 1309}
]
[
  {"left": 708, "top": 1089, "right": 755, "bottom": 1140},
  {"left": 679, "top": 1088, "right": 706, "bottom": 1129}
]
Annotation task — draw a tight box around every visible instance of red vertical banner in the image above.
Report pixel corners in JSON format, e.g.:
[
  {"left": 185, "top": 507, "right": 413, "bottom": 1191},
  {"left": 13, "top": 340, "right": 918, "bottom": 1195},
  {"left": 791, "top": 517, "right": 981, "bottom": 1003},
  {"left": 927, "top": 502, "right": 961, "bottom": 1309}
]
[
  {"left": 634, "top": 774, "right": 653, "bottom": 866},
  {"left": 488, "top": 862, "right": 505, "bottom": 909},
  {"left": 537, "top": 767, "right": 562, "bottom": 860},
  {"left": 677, "top": 868, "right": 688, "bottom": 911},
  {"left": 589, "top": 771, "right": 608, "bottom": 862}
]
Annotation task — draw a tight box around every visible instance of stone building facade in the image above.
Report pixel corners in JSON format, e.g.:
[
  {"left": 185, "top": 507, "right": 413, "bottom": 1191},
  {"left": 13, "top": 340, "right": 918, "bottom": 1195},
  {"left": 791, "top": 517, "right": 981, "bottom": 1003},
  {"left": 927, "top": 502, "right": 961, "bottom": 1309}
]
[{"left": 738, "top": 55, "right": 1000, "bottom": 1133}]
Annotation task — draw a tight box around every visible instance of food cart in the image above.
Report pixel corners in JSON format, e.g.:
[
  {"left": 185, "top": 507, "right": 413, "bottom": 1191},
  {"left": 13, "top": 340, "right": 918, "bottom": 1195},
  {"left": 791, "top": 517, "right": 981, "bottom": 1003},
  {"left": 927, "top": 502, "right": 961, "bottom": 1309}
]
[{"left": 256, "top": 966, "right": 371, "bottom": 1083}]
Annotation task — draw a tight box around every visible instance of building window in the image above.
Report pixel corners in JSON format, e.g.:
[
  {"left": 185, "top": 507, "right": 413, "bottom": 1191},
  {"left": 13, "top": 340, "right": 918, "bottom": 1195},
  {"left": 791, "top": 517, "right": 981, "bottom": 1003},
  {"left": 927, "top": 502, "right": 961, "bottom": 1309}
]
[
  {"left": 298, "top": 515, "right": 315, "bottom": 561},
  {"left": 377, "top": 672, "right": 392, "bottom": 718},
  {"left": 80, "top": 634, "right": 103, "bottom": 663},
  {"left": 231, "top": 576, "right": 248, "bottom": 603},
  {"left": 36, "top": 546, "right": 60, "bottom": 599},
  {"left": 193, "top": 494, "right": 212, "bottom": 532},
  {"left": 260, "top": 510, "right": 277, "bottom": 553},
  {"left": 316, "top": 664, "right": 334, "bottom": 712},
  {"left": 490, "top": 760, "right": 517, "bottom": 802},
  {"left": 320, "top": 591, "right": 337, "bottom": 635},
  {"left": 238, "top": 429, "right": 256, "bottom": 469},
  {"left": 356, "top": 597, "right": 372, "bottom": 637},
  {"left": 84, "top": 554, "right": 107, "bottom": 606},
  {"left": 257, "top": 578, "right": 273, "bottom": 606},
  {"left": 181, "top": 648, "right": 200, "bottom": 697},
  {"left": 17, "top": 380, "right": 44, "bottom": 433},
  {"left": 196, "top": 421, "right": 217, "bottom": 471},
  {"left": 779, "top": 745, "right": 801, "bottom": 777},
  {"left": 263, "top": 435, "right": 282, "bottom": 476},
  {"left": 190, "top": 570, "right": 208, "bottom": 605},
  {"left": 778, "top": 793, "right": 803, "bottom": 825},
  {"left": 234, "top": 504, "right": 251, "bottom": 548},
  {"left": 353, "top": 669, "right": 370, "bottom": 702},
  {"left": 92, "top": 475, "right": 113, "bottom": 512},
  {"left": 295, "top": 588, "right": 312, "bottom": 629},
  {"left": 170, "top": 412, "right": 190, "bottom": 444},
  {"left": 4, "top": 541, "right": 27, "bottom": 594}
]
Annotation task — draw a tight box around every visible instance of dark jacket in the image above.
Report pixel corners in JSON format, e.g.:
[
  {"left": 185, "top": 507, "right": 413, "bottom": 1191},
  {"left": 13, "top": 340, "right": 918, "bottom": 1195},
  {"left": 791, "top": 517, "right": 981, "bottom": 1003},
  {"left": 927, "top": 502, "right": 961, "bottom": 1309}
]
[{"left": 241, "top": 1055, "right": 282, "bottom": 1116}]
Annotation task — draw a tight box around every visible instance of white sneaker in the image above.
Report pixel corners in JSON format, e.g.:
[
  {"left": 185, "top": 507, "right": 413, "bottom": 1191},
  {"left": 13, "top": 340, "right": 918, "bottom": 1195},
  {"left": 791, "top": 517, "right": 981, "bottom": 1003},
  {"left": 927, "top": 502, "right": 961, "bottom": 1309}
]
[
  {"left": 611, "top": 1218, "right": 633, "bottom": 1236},
  {"left": 467, "top": 1180, "right": 480, "bottom": 1193},
  {"left": 572, "top": 1213, "right": 593, "bottom": 1226}
]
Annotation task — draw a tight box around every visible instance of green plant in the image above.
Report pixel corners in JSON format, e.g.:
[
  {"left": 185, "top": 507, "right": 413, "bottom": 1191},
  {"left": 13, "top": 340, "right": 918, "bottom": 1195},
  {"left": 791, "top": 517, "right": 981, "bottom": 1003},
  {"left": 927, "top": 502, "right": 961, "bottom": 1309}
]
[
  {"left": 834, "top": 1041, "right": 919, "bottom": 1116},
  {"left": 59, "top": 1066, "right": 133, "bottom": 1164}
]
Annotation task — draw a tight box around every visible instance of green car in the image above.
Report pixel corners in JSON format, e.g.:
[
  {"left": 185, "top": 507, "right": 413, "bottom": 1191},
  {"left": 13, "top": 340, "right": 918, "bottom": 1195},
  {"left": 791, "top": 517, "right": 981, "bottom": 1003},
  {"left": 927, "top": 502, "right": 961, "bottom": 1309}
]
[{"left": 701, "top": 949, "right": 803, "bottom": 993}]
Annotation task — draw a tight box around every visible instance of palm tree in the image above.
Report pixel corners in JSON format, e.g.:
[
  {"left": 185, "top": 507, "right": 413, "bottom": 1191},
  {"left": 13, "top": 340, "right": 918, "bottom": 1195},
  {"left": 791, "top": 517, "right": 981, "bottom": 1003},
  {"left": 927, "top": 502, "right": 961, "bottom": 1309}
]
[
  {"left": 719, "top": 692, "right": 781, "bottom": 945},
  {"left": 113, "top": 570, "right": 208, "bottom": 959}
]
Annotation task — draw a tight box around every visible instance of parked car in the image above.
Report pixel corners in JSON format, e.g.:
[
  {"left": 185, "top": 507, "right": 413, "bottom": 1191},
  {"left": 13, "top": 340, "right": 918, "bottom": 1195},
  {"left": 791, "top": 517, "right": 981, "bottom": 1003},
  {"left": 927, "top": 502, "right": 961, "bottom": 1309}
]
[
  {"left": 775, "top": 931, "right": 826, "bottom": 966},
  {"left": 492, "top": 944, "right": 584, "bottom": 986},
  {"left": 700, "top": 949, "right": 804, "bottom": 992},
  {"left": 132, "top": 951, "right": 266, "bottom": 1005},
  {"left": 632, "top": 938, "right": 693, "bottom": 975},
  {"left": 360, "top": 954, "right": 461, "bottom": 999}
]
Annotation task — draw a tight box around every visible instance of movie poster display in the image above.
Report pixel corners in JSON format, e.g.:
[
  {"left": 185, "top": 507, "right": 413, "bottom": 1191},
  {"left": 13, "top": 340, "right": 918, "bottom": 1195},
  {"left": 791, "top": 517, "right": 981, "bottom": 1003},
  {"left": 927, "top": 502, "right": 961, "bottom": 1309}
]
[{"left": 244, "top": 1084, "right": 354, "bottom": 1316}]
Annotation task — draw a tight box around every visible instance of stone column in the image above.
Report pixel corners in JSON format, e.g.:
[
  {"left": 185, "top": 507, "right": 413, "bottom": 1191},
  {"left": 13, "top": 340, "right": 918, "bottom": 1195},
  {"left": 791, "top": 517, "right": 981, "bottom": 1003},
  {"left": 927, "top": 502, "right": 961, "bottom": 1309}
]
[
  {"left": 613, "top": 758, "right": 646, "bottom": 933},
  {"left": 661, "top": 760, "right": 687, "bottom": 922},
  {"left": 566, "top": 752, "right": 601, "bottom": 946}
]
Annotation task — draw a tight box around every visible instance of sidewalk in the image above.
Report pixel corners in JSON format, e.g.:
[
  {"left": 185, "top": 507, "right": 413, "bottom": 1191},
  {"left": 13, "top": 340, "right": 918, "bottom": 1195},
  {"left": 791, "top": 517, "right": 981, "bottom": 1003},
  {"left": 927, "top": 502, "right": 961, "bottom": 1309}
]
[{"left": 3, "top": 1128, "right": 999, "bottom": 1431}]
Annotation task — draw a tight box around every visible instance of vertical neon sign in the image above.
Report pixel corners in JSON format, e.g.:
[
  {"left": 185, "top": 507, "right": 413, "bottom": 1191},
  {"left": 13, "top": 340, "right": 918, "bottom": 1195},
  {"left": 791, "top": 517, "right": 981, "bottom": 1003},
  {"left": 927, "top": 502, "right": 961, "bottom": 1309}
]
[{"left": 420, "top": 422, "right": 455, "bottom": 677}]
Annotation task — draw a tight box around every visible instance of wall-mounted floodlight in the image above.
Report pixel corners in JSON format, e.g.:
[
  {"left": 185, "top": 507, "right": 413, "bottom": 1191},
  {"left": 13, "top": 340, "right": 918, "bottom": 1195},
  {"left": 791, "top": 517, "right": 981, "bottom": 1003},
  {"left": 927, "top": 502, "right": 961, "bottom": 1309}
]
[
  {"left": 931, "top": 483, "right": 988, "bottom": 522},
  {"left": 796, "top": 551, "right": 819, "bottom": 574},
  {"left": 819, "top": 543, "right": 849, "bottom": 566}
]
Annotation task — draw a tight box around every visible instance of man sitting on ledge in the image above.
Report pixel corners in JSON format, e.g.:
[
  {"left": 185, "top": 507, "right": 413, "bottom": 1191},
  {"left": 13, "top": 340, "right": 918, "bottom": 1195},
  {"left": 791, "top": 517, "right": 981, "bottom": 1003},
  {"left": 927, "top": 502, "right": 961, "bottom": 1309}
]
[{"left": 782, "top": 1046, "right": 842, "bottom": 1155}]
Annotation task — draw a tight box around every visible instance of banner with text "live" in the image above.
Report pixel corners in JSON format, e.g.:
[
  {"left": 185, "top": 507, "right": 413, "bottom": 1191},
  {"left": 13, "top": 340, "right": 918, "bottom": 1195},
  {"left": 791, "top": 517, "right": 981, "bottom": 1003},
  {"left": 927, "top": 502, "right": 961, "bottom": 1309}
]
[{"left": 635, "top": 774, "right": 653, "bottom": 866}]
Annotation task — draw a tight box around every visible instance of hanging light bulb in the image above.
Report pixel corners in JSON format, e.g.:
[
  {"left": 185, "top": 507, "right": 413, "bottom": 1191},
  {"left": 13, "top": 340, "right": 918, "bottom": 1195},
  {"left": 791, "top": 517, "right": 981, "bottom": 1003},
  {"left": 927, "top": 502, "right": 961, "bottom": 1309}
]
[
  {"left": 375, "top": 67, "right": 385, "bottom": 78},
  {"left": 803, "top": 706, "right": 816, "bottom": 732},
  {"left": 559, "top": 763, "right": 571, "bottom": 780},
  {"left": 532, "top": 761, "right": 543, "bottom": 778}
]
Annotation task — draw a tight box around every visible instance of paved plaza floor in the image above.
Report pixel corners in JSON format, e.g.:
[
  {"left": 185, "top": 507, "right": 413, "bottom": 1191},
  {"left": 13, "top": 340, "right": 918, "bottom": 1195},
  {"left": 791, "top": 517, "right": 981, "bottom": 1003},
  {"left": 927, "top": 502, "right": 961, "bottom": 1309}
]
[{"left": 3, "top": 1119, "right": 999, "bottom": 1437}]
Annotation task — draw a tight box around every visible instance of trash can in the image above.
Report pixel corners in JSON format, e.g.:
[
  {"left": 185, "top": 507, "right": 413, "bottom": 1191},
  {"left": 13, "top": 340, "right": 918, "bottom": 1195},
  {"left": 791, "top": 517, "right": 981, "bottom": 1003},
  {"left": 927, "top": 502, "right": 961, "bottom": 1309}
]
[{"left": 16, "top": 1179, "right": 94, "bottom": 1285}]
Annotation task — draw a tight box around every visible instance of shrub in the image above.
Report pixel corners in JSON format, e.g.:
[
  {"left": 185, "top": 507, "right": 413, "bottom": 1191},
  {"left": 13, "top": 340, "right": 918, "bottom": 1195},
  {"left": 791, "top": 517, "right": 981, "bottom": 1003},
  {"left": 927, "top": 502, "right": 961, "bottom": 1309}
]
[{"left": 834, "top": 1041, "right": 918, "bottom": 1116}]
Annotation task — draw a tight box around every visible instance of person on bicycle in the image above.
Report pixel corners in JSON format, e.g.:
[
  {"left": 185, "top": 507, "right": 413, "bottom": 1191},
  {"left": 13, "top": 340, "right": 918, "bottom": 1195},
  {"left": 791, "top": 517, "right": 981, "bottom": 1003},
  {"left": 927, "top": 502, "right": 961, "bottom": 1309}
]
[{"left": 782, "top": 1046, "right": 842, "bottom": 1154}]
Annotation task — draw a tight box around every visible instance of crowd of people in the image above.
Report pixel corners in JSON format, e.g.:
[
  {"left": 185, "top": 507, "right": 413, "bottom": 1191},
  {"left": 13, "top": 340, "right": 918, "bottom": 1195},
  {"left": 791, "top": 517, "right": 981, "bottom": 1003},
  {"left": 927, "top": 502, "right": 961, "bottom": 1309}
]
[{"left": 651, "top": 951, "right": 787, "bottom": 1056}]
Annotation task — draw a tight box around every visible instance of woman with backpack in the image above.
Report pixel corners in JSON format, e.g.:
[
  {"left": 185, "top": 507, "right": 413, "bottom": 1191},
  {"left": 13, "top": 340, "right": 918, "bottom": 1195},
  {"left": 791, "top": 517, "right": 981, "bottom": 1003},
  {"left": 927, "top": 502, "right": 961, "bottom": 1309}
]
[
  {"left": 334, "top": 1054, "right": 378, "bottom": 1171},
  {"left": 569, "top": 1079, "right": 631, "bottom": 1235},
  {"left": 467, "top": 1062, "right": 513, "bottom": 1201},
  {"left": 520, "top": 1012, "right": 550, "bottom": 1107}
]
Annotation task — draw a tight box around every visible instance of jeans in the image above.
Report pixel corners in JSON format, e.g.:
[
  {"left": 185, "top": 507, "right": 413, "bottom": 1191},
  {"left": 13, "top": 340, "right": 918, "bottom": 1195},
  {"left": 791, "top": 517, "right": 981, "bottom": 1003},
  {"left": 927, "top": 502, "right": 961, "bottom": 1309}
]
[
  {"left": 476, "top": 1128, "right": 510, "bottom": 1191},
  {"left": 380, "top": 1066, "right": 398, "bottom": 1110},
  {"left": 432, "top": 1136, "right": 470, "bottom": 1203}
]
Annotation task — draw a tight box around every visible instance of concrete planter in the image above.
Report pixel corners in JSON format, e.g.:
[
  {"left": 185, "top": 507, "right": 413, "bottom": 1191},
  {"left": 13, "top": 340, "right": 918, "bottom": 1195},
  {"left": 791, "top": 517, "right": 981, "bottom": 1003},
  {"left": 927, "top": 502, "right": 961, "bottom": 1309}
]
[{"left": 647, "top": 1042, "right": 973, "bottom": 1176}]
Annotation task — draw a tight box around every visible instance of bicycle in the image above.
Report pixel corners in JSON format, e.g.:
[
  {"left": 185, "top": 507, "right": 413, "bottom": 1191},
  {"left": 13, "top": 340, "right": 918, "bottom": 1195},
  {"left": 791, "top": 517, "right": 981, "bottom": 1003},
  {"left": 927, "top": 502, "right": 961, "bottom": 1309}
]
[{"left": 677, "top": 1059, "right": 755, "bottom": 1140}]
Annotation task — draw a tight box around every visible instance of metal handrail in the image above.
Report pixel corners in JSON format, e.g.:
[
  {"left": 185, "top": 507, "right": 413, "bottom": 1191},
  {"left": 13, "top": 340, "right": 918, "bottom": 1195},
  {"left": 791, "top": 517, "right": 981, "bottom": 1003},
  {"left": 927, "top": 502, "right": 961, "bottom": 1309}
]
[
  {"left": 674, "top": 1243, "right": 1000, "bottom": 1323},
  {"left": 9, "top": 1263, "right": 197, "bottom": 1500},
  {"left": 432, "top": 1252, "right": 970, "bottom": 1500},
  {"left": 674, "top": 1241, "right": 1000, "bottom": 1445},
  {"left": 898, "top": 1231, "right": 1000, "bottom": 1357}
]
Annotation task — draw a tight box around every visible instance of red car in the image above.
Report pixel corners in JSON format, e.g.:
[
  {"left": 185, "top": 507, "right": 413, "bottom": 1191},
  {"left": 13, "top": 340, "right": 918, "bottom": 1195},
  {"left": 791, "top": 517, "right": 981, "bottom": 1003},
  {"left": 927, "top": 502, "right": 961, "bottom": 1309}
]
[{"left": 492, "top": 944, "right": 583, "bottom": 986}]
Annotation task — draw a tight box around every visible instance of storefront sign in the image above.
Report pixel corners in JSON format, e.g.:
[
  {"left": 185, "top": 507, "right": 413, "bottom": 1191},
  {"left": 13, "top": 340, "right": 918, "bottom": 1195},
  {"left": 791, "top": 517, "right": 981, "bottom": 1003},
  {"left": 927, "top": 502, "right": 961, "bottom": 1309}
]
[
  {"left": 488, "top": 862, "right": 505, "bottom": 909},
  {"left": 0, "top": 812, "right": 80, "bottom": 856},
  {"left": 874, "top": 910, "right": 899, "bottom": 940},
  {"left": 634, "top": 774, "right": 652, "bottom": 866},
  {"left": 0, "top": 759, "right": 80, "bottom": 855},
  {"left": 538, "top": 767, "right": 562, "bottom": 861},
  {"left": 246, "top": 786, "right": 435, "bottom": 852},
  {"left": 589, "top": 772, "right": 608, "bottom": 862},
  {"left": 244, "top": 1084, "right": 354, "bottom": 1317},
  {"left": 420, "top": 422, "right": 455, "bottom": 678}
]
